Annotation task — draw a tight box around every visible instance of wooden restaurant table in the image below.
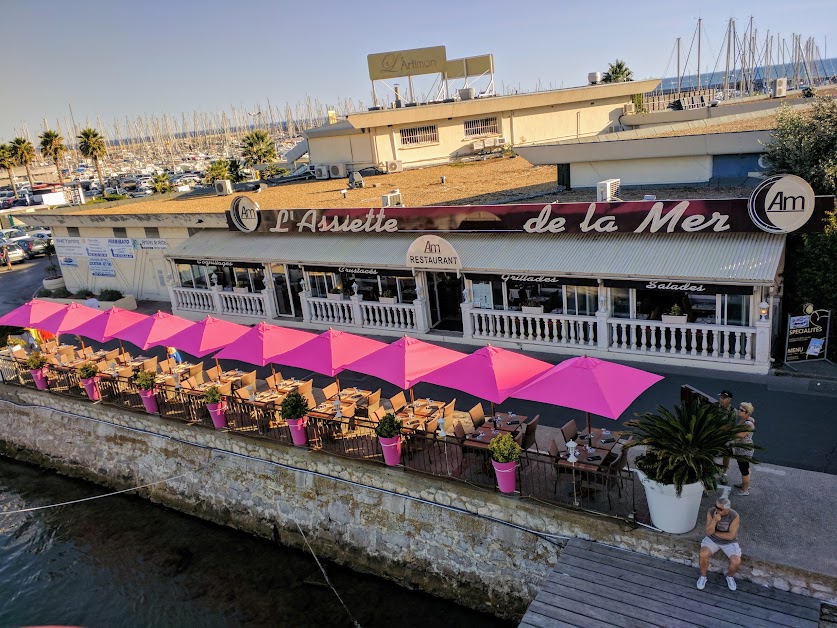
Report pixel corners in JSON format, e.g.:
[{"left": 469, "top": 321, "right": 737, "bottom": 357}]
[
  {"left": 485, "top": 413, "right": 526, "bottom": 434},
  {"left": 400, "top": 398, "right": 444, "bottom": 419},
  {"left": 309, "top": 399, "right": 357, "bottom": 419},
  {"left": 331, "top": 388, "right": 371, "bottom": 405},
  {"left": 272, "top": 379, "right": 304, "bottom": 395},
  {"left": 557, "top": 429, "right": 624, "bottom": 472}
]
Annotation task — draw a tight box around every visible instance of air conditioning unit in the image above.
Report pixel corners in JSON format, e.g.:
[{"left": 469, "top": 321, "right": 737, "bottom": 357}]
[
  {"left": 385, "top": 160, "right": 403, "bottom": 174},
  {"left": 495, "top": 137, "right": 507, "bottom": 146},
  {"left": 328, "top": 163, "right": 347, "bottom": 178},
  {"left": 314, "top": 165, "right": 330, "bottom": 180},
  {"left": 471, "top": 140, "right": 485, "bottom": 151},
  {"left": 622, "top": 102, "right": 636, "bottom": 115},
  {"left": 214, "top": 179, "right": 233, "bottom": 196},
  {"left": 772, "top": 77, "right": 788, "bottom": 98},
  {"left": 596, "top": 178, "right": 621, "bottom": 202},
  {"left": 382, "top": 189, "right": 402, "bottom": 208}
]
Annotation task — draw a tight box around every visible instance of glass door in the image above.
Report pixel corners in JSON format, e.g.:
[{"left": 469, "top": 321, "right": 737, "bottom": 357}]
[
  {"left": 269, "top": 263, "right": 294, "bottom": 317},
  {"left": 428, "top": 272, "right": 464, "bottom": 332}
]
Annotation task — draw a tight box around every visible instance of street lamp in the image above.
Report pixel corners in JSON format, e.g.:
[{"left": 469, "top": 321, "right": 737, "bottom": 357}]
[{"left": 758, "top": 301, "right": 769, "bottom": 321}]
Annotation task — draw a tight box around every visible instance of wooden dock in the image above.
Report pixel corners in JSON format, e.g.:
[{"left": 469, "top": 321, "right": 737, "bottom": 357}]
[{"left": 520, "top": 538, "right": 822, "bottom": 627}]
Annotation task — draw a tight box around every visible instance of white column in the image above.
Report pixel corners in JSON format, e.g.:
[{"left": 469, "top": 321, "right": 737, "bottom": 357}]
[
  {"left": 299, "top": 290, "right": 312, "bottom": 323},
  {"left": 349, "top": 294, "right": 364, "bottom": 328},
  {"left": 460, "top": 300, "right": 474, "bottom": 339},
  {"left": 261, "top": 289, "right": 277, "bottom": 319},
  {"left": 596, "top": 310, "right": 609, "bottom": 350},
  {"left": 210, "top": 285, "right": 224, "bottom": 315},
  {"left": 413, "top": 298, "right": 430, "bottom": 333},
  {"left": 167, "top": 286, "right": 179, "bottom": 313},
  {"left": 754, "top": 319, "right": 771, "bottom": 369}
]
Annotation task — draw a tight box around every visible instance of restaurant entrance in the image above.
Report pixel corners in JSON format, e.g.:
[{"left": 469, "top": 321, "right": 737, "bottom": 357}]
[{"left": 427, "top": 272, "right": 464, "bottom": 332}]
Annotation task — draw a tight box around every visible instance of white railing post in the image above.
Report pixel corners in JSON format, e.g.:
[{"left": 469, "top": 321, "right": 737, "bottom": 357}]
[
  {"left": 210, "top": 285, "right": 224, "bottom": 315},
  {"left": 596, "top": 309, "right": 609, "bottom": 350},
  {"left": 260, "top": 289, "right": 276, "bottom": 319},
  {"left": 299, "top": 290, "right": 312, "bottom": 323},
  {"left": 413, "top": 298, "right": 430, "bottom": 333},
  {"left": 349, "top": 295, "right": 364, "bottom": 328},
  {"left": 754, "top": 319, "right": 771, "bottom": 370},
  {"left": 460, "top": 300, "right": 474, "bottom": 339}
]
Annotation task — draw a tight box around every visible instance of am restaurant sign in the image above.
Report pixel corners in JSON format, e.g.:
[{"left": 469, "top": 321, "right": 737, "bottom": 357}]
[{"left": 226, "top": 175, "right": 829, "bottom": 236}]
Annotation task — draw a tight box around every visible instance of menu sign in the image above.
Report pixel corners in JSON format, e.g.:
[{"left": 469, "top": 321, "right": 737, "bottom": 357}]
[{"left": 785, "top": 304, "right": 831, "bottom": 362}]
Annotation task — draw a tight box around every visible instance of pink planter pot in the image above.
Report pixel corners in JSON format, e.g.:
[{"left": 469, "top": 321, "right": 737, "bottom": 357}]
[
  {"left": 81, "top": 377, "right": 100, "bottom": 401},
  {"left": 492, "top": 460, "right": 518, "bottom": 494},
  {"left": 139, "top": 389, "right": 158, "bottom": 414},
  {"left": 287, "top": 417, "right": 308, "bottom": 447},
  {"left": 207, "top": 402, "right": 227, "bottom": 429},
  {"left": 29, "top": 368, "right": 48, "bottom": 391},
  {"left": 379, "top": 435, "right": 402, "bottom": 466}
]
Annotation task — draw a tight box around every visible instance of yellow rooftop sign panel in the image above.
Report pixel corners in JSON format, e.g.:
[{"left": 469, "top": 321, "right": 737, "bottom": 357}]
[
  {"left": 367, "top": 46, "right": 447, "bottom": 81},
  {"left": 445, "top": 54, "right": 494, "bottom": 79}
]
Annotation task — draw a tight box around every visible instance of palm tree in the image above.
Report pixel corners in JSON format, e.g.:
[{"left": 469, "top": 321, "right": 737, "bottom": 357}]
[
  {"left": 241, "top": 130, "right": 277, "bottom": 170},
  {"left": 77, "top": 127, "right": 107, "bottom": 191},
  {"left": 151, "top": 172, "right": 172, "bottom": 194},
  {"left": 10, "top": 137, "right": 36, "bottom": 190},
  {"left": 227, "top": 158, "right": 248, "bottom": 183},
  {"left": 39, "top": 130, "right": 68, "bottom": 185},
  {"left": 203, "top": 159, "right": 229, "bottom": 184},
  {"left": 0, "top": 144, "right": 18, "bottom": 198},
  {"left": 602, "top": 59, "right": 634, "bottom": 83}
]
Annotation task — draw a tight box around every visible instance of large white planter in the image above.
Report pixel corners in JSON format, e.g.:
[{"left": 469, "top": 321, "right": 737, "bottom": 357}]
[
  {"left": 661, "top": 314, "right": 688, "bottom": 324},
  {"left": 39, "top": 295, "right": 138, "bottom": 311},
  {"left": 327, "top": 293, "right": 344, "bottom": 301},
  {"left": 522, "top": 305, "right": 544, "bottom": 315},
  {"left": 379, "top": 296, "right": 397, "bottom": 304},
  {"left": 635, "top": 468, "right": 704, "bottom": 534},
  {"left": 43, "top": 277, "right": 66, "bottom": 291}
]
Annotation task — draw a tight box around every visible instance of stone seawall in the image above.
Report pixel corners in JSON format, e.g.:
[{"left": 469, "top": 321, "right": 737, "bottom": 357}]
[{"left": 0, "top": 384, "right": 834, "bottom": 620}]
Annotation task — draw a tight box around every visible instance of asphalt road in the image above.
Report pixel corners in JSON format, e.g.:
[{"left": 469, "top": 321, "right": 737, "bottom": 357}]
[{"left": 0, "top": 255, "right": 50, "bottom": 316}]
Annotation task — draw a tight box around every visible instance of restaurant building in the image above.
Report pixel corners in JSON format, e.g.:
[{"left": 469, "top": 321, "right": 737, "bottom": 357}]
[{"left": 32, "top": 174, "right": 831, "bottom": 375}]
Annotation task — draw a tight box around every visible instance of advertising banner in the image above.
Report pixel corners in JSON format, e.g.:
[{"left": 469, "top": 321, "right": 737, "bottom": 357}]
[
  {"left": 368, "top": 46, "right": 446, "bottom": 81},
  {"left": 89, "top": 258, "right": 116, "bottom": 277},
  {"left": 107, "top": 238, "right": 135, "bottom": 259},
  {"left": 54, "top": 237, "right": 85, "bottom": 257},
  {"left": 84, "top": 238, "right": 109, "bottom": 259},
  {"left": 135, "top": 238, "right": 169, "bottom": 250},
  {"left": 785, "top": 304, "right": 831, "bottom": 362}
]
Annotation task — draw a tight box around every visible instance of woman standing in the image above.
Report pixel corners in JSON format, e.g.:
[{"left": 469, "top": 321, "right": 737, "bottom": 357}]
[{"left": 734, "top": 402, "right": 756, "bottom": 495}]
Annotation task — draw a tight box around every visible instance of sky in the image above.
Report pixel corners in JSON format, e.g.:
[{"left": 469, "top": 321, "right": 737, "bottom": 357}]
[{"left": 1, "top": 0, "right": 835, "bottom": 142}]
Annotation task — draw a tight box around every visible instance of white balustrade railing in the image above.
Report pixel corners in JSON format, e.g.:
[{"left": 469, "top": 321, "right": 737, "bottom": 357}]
[
  {"left": 607, "top": 318, "right": 755, "bottom": 361},
  {"left": 360, "top": 301, "right": 418, "bottom": 331},
  {"left": 218, "top": 291, "right": 269, "bottom": 318},
  {"left": 469, "top": 309, "right": 597, "bottom": 347},
  {"left": 170, "top": 287, "right": 215, "bottom": 313},
  {"left": 307, "top": 297, "right": 355, "bottom": 325}
]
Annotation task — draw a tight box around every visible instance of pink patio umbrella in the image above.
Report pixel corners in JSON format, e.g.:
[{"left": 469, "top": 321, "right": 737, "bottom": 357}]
[
  {"left": 0, "top": 299, "right": 68, "bottom": 329},
  {"left": 414, "top": 345, "right": 552, "bottom": 409},
  {"left": 36, "top": 303, "right": 103, "bottom": 349},
  {"left": 159, "top": 316, "right": 249, "bottom": 359},
  {"left": 110, "top": 311, "right": 195, "bottom": 351},
  {"left": 511, "top": 355, "right": 664, "bottom": 441},
  {"left": 269, "top": 328, "right": 386, "bottom": 388},
  {"left": 61, "top": 307, "right": 148, "bottom": 354},
  {"left": 213, "top": 322, "right": 317, "bottom": 374},
  {"left": 344, "top": 336, "right": 465, "bottom": 400}
]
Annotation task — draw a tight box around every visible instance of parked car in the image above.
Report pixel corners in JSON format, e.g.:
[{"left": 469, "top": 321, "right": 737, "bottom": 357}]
[
  {"left": 28, "top": 231, "right": 54, "bottom": 245},
  {"left": 2, "top": 243, "right": 26, "bottom": 264},
  {"left": 16, "top": 237, "right": 47, "bottom": 258},
  {"left": 127, "top": 188, "right": 153, "bottom": 198},
  {"left": 0, "top": 228, "right": 26, "bottom": 241}
]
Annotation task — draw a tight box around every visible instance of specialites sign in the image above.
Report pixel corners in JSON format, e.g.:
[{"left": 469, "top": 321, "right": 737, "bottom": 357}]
[
  {"left": 748, "top": 174, "right": 817, "bottom": 234},
  {"left": 785, "top": 303, "right": 831, "bottom": 363},
  {"left": 406, "top": 235, "right": 461, "bottom": 273}
]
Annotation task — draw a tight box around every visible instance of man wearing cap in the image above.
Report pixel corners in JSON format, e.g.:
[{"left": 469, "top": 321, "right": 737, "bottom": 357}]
[
  {"left": 696, "top": 496, "right": 742, "bottom": 591},
  {"left": 717, "top": 390, "right": 736, "bottom": 484}
]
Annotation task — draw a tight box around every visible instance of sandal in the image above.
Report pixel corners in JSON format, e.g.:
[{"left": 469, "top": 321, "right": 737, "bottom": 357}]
[{"left": 735, "top": 490, "right": 749, "bottom": 496}]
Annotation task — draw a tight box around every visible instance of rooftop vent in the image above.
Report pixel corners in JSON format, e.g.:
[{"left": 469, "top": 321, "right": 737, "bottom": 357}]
[{"left": 588, "top": 71, "right": 602, "bottom": 85}]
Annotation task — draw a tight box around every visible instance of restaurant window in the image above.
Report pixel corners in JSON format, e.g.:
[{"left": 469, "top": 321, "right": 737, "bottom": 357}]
[
  {"left": 505, "top": 279, "right": 563, "bottom": 312},
  {"left": 724, "top": 294, "right": 751, "bottom": 327},
  {"left": 144, "top": 227, "right": 160, "bottom": 238},
  {"left": 610, "top": 287, "right": 630, "bottom": 318},
  {"left": 399, "top": 125, "right": 438, "bottom": 147},
  {"left": 566, "top": 286, "right": 598, "bottom": 316},
  {"left": 113, "top": 227, "right": 127, "bottom": 238},
  {"left": 308, "top": 272, "right": 339, "bottom": 298},
  {"left": 177, "top": 263, "right": 207, "bottom": 289},
  {"left": 471, "top": 279, "right": 505, "bottom": 310},
  {"left": 688, "top": 294, "right": 717, "bottom": 324},
  {"left": 464, "top": 116, "right": 499, "bottom": 137}
]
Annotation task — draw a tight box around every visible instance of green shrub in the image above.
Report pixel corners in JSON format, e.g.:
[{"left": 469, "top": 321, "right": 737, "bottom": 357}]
[
  {"left": 77, "top": 362, "right": 98, "bottom": 379},
  {"left": 5, "top": 336, "right": 27, "bottom": 348},
  {"left": 134, "top": 370, "right": 157, "bottom": 391},
  {"left": 99, "top": 289, "right": 123, "bottom": 301},
  {"left": 375, "top": 412, "right": 403, "bottom": 438},
  {"left": 73, "top": 289, "right": 96, "bottom": 299},
  {"left": 381, "top": 290, "right": 395, "bottom": 298},
  {"left": 35, "top": 288, "right": 52, "bottom": 298},
  {"left": 204, "top": 385, "right": 223, "bottom": 405},
  {"left": 103, "top": 194, "right": 127, "bottom": 202},
  {"left": 51, "top": 287, "right": 72, "bottom": 298},
  {"left": 27, "top": 352, "right": 47, "bottom": 370},
  {"left": 328, "top": 287, "right": 343, "bottom": 295},
  {"left": 488, "top": 433, "right": 522, "bottom": 463},
  {"left": 279, "top": 390, "right": 308, "bottom": 421}
]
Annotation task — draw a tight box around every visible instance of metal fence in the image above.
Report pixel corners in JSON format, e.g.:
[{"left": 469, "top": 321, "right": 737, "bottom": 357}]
[{"left": 0, "top": 357, "right": 646, "bottom": 525}]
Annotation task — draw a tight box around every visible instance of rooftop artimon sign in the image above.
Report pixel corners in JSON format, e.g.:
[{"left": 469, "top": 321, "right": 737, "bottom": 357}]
[{"left": 367, "top": 46, "right": 447, "bottom": 81}]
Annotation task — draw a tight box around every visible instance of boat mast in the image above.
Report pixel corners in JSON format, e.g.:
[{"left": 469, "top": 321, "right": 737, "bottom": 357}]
[
  {"left": 696, "top": 17, "right": 702, "bottom": 90},
  {"left": 724, "top": 18, "right": 732, "bottom": 99}
]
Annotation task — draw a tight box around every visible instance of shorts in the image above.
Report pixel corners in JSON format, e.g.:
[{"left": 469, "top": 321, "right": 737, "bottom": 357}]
[
  {"left": 701, "top": 537, "right": 741, "bottom": 558},
  {"left": 737, "top": 459, "right": 750, "bottom": 476}
]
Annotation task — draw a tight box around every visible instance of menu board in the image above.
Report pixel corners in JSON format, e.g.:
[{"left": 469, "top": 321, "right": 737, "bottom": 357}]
[{"left": 785, "top": 304, "right": 830, "bottom": 362}]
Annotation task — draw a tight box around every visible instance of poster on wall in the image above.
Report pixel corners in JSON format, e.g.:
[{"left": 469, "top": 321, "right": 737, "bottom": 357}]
[
  {"left": 135, "top": 238, "right": 168, "bottom": 250},
  {"left": 472, "top": 282, "right": 493, "bottom": 309},
  {"left": 785, "top": 303, "right": 831, "bottom": 363},
  {"left": 54, "top": 237, "right": 85, "bottom": 257},
  {"left": 61, "top": 257, "right": 78, "bottom": 267},
  {"left": 84, "top": 238, "right": 109, "bottom": 259},
  {"left": 107, "top": 238, "right": 135, "bottom": 259},
  {"left": 89, "top": 259, "right": 116, "bottom": 277}
]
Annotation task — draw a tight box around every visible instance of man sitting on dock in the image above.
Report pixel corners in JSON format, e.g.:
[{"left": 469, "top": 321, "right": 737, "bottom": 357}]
[{"left": 696, "top": 497, "right": 741, "bottom": 591}]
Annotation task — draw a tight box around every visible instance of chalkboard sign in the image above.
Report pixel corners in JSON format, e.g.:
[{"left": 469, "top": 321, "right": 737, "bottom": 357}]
[{"left": 784, "top": 303, "right": 831, "bottom": 363}]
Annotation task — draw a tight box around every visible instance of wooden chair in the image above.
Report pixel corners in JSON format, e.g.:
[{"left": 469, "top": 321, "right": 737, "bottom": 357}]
[
  {"left": 443, "top": 398, "right": 456, "bottom": 418},
  {"left": 159, "top": 358, "right": 174, "bottom": 374},
  {"left": 188, "top": 363, "right": 204, "bottom": 378},
  {"left": 104, "top": 349, "right": 120, "bottom": 362},
  {"left": 95, "top": 359, "right": 110, "bottom": 374},
  {"left": 514, "top": 424, "right": 526, "bottom": 446},
  {"left": 57, "top": 346, "right": 76, "bottom": 359},
  {"left": 521, "top": 414, "right": 540, "bottom": 452},
  {"left": 42, "top": 340, "right": 57, "bottom": 354},
  {"left": 468, "top": 403, "right": 485, "bottom": 428},
  {"left": 302, "top": 391, "right": 316, "bottom": 410},
  {"left": 388, "top": 391, "right": 407, "bottom": 413},
  {"left": 235, "top": 387, "right": 253, "bottom": 401},
  {"left": 82, "top": 346, "right": 94, "bottom": 358},
  {"left": 239, "top": 370, "right": 257, "bottom": 389},
  {"left": 550, "top": 438, "right": 570, "bottom": 492},
  {"left": 142, "top": 356, "right": 158, "bottom": 374},
  {"left": 296, "top": 379, "right": 313, "bottom": 396},
  {"left": 321, "top": 381, "right": 339, "bottom": 400},
  {"left": 265, "top": 373, "right": 283, "bottom": 391},
  {"left": 192, "top": 370, "right": 206, "bottom": 386},
  {"left": 205, "top": 365, "right": 220, "bottom": 382},
  {"left": 118, "top": 352, "right": 132, "bottom": 365},
  {"left": 360, "top": 389, "right": 381, "bottom": 417},
  {"left": 560, "top": 419, "right": 578, "bottom": 444}
]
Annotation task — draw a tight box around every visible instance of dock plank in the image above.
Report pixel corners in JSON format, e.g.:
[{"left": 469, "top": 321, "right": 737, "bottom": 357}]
[{"left": 519, "top": 539, "right": 820, "bottom": 628}]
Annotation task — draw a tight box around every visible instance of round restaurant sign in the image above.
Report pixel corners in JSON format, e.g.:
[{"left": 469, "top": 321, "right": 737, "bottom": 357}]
[
  {"left": 230, "top": 196, "right": 261, "bottom": 232},
  {"left": 748, "top": 174, "right": 816, "bottom": 234},
  {"left": 406, "top": 235, "right": 461, "bottom": 272}
]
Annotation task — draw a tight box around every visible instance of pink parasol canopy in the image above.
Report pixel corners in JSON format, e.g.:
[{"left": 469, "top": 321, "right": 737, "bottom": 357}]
[
  {"left": 159, "top": 316, "right": 248, "bottom": 358},
  {"left": 111, "top": 311, "right": 195, "bottom": 351},
  {"left": 213, "top": 322, "right": 316, "bottom": 366},
  {"left": 415, "top": 345, "right": 551, "bottom": 405},
  {"left": 61, "top": 307, "right": 147, "bottom": 343},
  {"left": 270, "top": 328, "right": 386, "bottom": 377},
  {"left": 0, "top": 299, "right": 68, "bottom": 328},
  {"left": 36, "top": 303, "right": 103, "bottom": 336},
  {"left": 344, "top": 336, "right": 465, "bottom": 389},
  {"left": 511, "top": 356, "right": 664, "bottom": 438}
]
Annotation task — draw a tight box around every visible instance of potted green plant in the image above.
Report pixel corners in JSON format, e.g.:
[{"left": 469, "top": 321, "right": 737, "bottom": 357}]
[
  {"left": 661, "top": 304, "right": 687, "bottom": 324},
  {"left": 521, "top": 299, "right": 544, "bottom": 315},
  {"left": 488, "top": 433, "right": 522, "bottom": 493},
  {"left": 233, "top": 281, "right": 250, "bottom": 294},
  {"left": 625, "top": 401, "right": 756, "bottom": 533},
  {"left": 77, "top": 362, "right": 100, "bottom": 401},
  {"left": 135, "top": 369, "right": 159, "bottom": 414},
  {"left": 280, "top": 390, "right": 310, "bottom": 446},
  {"left": 26, "top": 351, "right": 49, "bottom": 390},
  {"left": 327, "top": 286, "right": 344, "bottom": 301},
  {"left": 379, "top": 289, "right": 398, "bottom": 305},
  {"left": 204, "top": 385, "right": 227, "bottom": 429},
  {"left": 375, "top": 412, "right": 404, "bottom": 466}
]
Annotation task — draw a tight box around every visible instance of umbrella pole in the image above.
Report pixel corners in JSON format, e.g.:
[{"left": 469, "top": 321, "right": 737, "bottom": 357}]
[
  {"left": 216, "top": 358, "right": 221, "bottom": 380},
  {"left": 491, "top": 401, "right": 496, "bottom": 417},
  {"left": 586, "top": 412, "right": 593, "bottom": 447},
  {"left": 409, "top": 387, "right": 414, "bottom": 404}
]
